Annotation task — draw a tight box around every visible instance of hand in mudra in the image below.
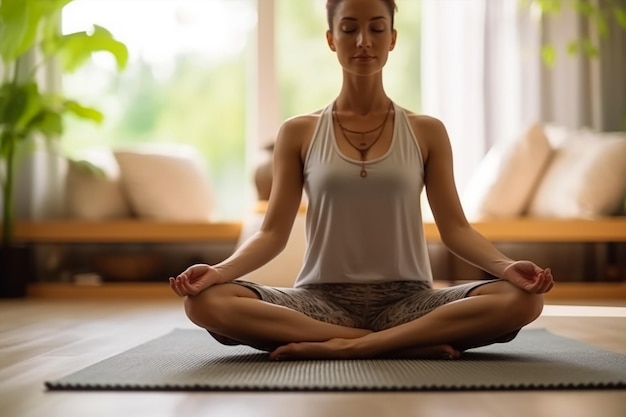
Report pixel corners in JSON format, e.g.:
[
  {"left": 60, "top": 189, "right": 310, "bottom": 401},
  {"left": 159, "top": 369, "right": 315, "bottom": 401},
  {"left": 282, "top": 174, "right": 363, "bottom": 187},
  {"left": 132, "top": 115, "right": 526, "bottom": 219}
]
[
  {"left": 503, "top": 261, "right": 554, "bottom": 294},
  {"left": 169, "top": 264, "right": 222, "bottom": 296}
]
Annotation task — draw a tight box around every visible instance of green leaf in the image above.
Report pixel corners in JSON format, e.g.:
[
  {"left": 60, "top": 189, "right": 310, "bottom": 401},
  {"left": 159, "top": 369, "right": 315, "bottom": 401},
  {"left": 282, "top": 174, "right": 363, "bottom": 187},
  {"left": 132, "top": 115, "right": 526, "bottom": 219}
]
[
  {"left": 56, "top": 25, "right": 129, "bottom": 73},
  {"left": 40, "top": 2, "right": 67, "bottom": 56},
  {"left": 0, "top": 130, "right": 16, "bottom": 159},
  {"left": 29, "top": 109, "right": 63, "bottom": 136},
  {"left": 581, "top": 38, "right": 599, "bottom": 58},
  {"left": 595, "top": 14, "right": 609, "bottom": 37},
  {"left": 14, "top": 82, "right": 44, "bottom": 131},
  {"left": 0, "top": 82, "right": 48, "bottom": 136},
  {"left": 541, "top": 45, "right": 557, "bottom": 67},
  {"left": 0, "top": 83, "right": 29, "bottom": 127},
  {"left": 0, "top": 0, "right": 28, "bottom": 63},
  {"left": 14, "top": 0, "right": 52, "bottom": 61},
  {"left": 39, "top": 0, "right": 75, "bottom": 56},
  {"left": 572, "top": 0, "right": 596, "bottom": 17},
  {"left": 567, "top": 41, "right": 579, "bottom": 55},
  {"left": 536, "top": 0, "right": 562, "bottom": 14},
  {"left": 63, "top": 100, "right": 104, "bottom": 123},
  {"left": 615, "top": 7, "right": 626, "bottom": 30},
  {"left": 0, "top": 83, "right": 10, "bottom": 122},
  {"left": 0, "top": 0, "right": 72, "bottom": 65}
]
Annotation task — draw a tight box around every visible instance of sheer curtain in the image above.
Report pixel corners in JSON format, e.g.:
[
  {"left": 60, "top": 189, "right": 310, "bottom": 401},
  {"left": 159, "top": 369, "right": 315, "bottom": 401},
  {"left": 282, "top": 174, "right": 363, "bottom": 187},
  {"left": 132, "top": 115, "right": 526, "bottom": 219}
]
[
  {"left": 534, "top": 0, "right": 626, "bottom": 131},
  {"left": 420, "top": 0, "right": 626, "bottom": 195},
  {"left": 420, "top": 0, "right": 525, "bottom": 191}
]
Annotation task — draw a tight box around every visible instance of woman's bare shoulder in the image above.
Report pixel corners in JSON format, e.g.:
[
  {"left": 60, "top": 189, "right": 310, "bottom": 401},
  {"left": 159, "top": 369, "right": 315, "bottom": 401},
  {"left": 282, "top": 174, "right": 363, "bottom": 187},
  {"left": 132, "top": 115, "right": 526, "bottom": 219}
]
[
  {"left": 276, "top": 109, "right": 326, "bottom": 157},
  {"left": 280, "top": 108, "right": 325, "bottom": 133},
  {"left": 401, "top": 108, "right": 447, "bottom": 133}
]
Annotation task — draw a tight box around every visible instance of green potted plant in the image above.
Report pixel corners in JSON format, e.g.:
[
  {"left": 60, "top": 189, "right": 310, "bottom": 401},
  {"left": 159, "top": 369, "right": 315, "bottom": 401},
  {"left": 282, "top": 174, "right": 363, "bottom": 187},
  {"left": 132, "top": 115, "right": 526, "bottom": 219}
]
[{"left": 0, "top": 0, "right": 128, "bottom": 297}]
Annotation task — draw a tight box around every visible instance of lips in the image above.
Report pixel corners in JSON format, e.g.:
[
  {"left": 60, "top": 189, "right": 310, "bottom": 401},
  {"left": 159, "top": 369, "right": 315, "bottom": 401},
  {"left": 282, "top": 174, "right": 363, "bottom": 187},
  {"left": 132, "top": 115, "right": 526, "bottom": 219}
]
[{"left": 353, "top": 55, "right": 375, "bottom": 60}]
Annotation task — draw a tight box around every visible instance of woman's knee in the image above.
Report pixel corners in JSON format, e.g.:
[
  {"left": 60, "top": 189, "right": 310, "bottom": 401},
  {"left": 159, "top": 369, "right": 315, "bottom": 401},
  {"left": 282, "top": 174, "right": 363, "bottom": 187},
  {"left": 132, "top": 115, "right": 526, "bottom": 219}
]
[
  {"left": 471, "top": 280, "right": 544, "bottom": 327},
  {"left": 183, "top": 288, "right": 219, "bottom": 329},
  {"left": 183, "top": 283, "right": 256, "bottom": 330},
  {"left": 503, "top": 285, "right": 544, "bottom": 327}
]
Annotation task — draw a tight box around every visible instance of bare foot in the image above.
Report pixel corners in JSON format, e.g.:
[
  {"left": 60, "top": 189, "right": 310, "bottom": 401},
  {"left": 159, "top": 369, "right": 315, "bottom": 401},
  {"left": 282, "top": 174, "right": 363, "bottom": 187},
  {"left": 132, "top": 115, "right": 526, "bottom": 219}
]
[
  {"left": 384, "top": 344, "right": 460, "bottom": 360},
  {"left": 269, "top": 338, "right": 358, "bottom": 361},
  {"left": 269, "top": 338, "right": 460, "bottom": 361}
]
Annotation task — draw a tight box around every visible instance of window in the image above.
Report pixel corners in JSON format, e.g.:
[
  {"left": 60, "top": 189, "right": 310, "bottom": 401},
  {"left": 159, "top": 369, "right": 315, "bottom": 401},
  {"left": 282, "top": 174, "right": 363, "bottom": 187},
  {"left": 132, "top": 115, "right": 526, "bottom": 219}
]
[
  {"left": 60, "top": 0, "right": 423, "bottom": 220},
  {"left": 62, "top": 0, "right": 256, "bottom": 219},
  {"left": 276, "top": 0, "right": 422, "bottom": 119}
]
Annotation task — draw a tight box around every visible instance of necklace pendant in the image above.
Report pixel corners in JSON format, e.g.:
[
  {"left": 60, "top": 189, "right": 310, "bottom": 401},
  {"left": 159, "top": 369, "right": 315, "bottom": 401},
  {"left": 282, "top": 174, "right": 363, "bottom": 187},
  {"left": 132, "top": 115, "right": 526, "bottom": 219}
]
[{"left": 360, "top": 167, "right": 367, "bottom": 178}]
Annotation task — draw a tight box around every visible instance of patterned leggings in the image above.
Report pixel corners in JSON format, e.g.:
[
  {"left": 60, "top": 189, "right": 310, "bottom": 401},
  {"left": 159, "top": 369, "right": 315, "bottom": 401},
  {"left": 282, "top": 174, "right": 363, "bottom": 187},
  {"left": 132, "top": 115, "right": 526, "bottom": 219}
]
[{"left": 209, "top": 279, "right": 510, "bottom": 349}]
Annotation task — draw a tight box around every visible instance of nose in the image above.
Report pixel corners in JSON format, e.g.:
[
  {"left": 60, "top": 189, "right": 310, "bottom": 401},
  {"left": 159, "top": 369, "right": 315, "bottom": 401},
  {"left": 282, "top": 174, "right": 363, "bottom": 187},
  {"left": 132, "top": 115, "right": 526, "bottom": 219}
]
[{"left": 357, "top": 31, "right": 371, "bottom": 48}]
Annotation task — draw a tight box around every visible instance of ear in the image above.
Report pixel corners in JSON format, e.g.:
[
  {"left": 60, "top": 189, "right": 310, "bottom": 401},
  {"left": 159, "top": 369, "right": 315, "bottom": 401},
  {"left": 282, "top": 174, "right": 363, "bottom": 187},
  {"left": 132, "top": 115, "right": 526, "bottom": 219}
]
[
  {"left": 326, "top": 30, "right": 336, "bottom": 51},
  {"left": 389, "top": 29, "right": 397, "bottom": 51}
]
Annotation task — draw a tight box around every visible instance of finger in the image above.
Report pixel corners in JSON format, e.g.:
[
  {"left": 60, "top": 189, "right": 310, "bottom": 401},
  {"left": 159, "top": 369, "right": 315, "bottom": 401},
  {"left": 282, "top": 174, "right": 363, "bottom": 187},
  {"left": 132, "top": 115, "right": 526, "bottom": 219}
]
[
  {"left": 183, "top": 264, "right": 206, "bottom": 279},
  {"left": 541, "top": 278, "right": 555, "bottom": 294},
  {"left": 169, "top": 278, "right": 184, "bottom": 297},
  {"left": 526, "top": 273, "right": 546, "bottom": 293},
  {"left": 174, "top": 279, "right": 189, "bottom": 297},
  {"left": 532, "top": 275, "right": 551, "bottom": 294},
  {"left": 179, "top": 276, "right": 199, "bottom": 296}
]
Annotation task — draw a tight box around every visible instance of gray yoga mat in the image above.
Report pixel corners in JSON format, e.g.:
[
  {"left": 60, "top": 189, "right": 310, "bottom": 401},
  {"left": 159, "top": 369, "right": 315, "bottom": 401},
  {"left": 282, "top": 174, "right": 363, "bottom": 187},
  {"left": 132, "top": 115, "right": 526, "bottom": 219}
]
[{"left": 45, "top": 328, "right": 626, "bottom": 391}]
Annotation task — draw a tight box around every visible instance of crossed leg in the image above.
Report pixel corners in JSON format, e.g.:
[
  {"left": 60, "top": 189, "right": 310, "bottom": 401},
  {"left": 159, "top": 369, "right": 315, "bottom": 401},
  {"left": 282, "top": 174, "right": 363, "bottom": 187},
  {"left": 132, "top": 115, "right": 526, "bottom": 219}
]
[
  {"left": 183, "top": 280, "right": 543, "bottom": 360},
  {"left": 183, "top": 283, "right": 372, "bottom": 351},
  {"left": 269, "top": 281, "right": 543, "bottom": 359}
]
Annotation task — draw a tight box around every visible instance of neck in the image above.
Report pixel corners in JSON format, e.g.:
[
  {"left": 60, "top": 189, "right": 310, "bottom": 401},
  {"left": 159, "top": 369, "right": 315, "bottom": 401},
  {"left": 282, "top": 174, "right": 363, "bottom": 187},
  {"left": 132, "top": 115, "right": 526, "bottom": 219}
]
[{"left": 336, "top": 74, "right": 388, "bottom": 115}]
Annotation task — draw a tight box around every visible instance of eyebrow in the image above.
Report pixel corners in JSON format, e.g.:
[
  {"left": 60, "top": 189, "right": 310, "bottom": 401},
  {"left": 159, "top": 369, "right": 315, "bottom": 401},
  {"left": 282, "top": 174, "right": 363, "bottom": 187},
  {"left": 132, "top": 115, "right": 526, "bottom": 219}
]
[{"left": 340, "top": 16, "right": 386, "bottom": 22}]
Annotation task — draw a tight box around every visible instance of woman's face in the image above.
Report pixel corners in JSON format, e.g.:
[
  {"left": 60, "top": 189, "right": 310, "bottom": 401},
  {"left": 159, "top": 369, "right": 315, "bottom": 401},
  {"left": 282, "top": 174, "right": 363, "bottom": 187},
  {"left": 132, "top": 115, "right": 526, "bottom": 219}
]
[{"left": 326, "top": 0, "right": 397, "bottom": 77}]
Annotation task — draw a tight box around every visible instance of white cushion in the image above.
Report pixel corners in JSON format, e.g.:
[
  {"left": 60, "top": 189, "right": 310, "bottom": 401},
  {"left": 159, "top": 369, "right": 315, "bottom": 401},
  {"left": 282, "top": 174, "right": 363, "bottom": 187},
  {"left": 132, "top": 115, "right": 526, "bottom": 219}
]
[
  {"left": 527, "top": 129, "right": 626, "bottom": 218},
  {"left": 114, "top": 145, "right": 214, "bottom": 221},
  {"left": 462, "top": 123, "right": 553, "bottom": 220},
  {"left": 65, "top": 149, "right": 132, "bottom": 220}
]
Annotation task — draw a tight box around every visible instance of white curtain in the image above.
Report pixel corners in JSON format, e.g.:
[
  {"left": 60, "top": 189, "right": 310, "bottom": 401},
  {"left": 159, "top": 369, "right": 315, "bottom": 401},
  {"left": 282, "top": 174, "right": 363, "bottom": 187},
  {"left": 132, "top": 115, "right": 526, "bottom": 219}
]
[
  {"left": 421, "top": 0, "right": 525, "bottom": 191},
  {"left": 421, "top": 0, "right": 626, "bottom": 193}
]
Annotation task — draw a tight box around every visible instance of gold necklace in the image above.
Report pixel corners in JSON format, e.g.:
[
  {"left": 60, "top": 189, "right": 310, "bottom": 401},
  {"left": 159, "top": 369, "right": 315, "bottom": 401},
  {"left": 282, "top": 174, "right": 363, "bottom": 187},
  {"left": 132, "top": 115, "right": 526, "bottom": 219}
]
[{"left": 333, "top": 100, "right": 393, "bottom": 178}]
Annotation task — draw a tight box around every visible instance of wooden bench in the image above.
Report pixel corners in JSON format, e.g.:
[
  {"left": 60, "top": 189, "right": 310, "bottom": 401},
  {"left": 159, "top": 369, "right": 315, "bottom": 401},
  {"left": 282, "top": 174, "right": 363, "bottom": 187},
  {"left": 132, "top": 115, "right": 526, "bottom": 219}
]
[
  {"left": 10, "top": 216, "right": 626, "bottom": 299},
  {"left": 11, "top": 217, "right": 626, "bottom": 243},
  {"left": 12, "top": 220, "right": 242, "bottom": 243}
]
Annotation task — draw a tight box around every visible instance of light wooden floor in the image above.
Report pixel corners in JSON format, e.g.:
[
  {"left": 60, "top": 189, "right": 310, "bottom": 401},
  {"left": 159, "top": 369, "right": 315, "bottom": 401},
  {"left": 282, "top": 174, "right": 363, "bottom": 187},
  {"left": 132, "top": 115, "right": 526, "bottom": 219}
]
[{"left": 1, "top": 296, "right": 625, "bottom": 417}]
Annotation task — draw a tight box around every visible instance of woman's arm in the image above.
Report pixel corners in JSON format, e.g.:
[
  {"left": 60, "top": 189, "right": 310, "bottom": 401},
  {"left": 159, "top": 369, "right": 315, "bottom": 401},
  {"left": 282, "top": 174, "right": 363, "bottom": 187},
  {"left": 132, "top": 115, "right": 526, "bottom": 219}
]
[
  {"left": 170, "top": 116, "right": 313, "bottom": 296},
  {"left": 414, "top": 116, "right": 553, "bottom": 293},
  {"left": 212, "top": 117, "right": 308, "bottom": 282},
  {"left": 214, "top": 116, "right": 310, "bottom": 282}
]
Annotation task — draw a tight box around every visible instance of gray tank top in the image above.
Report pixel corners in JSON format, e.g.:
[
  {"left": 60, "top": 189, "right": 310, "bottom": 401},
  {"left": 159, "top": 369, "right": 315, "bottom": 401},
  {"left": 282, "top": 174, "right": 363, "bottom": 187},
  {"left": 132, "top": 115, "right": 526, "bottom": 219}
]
[{"left": 294, "top": 102, "right": 433, "bottom": 286}]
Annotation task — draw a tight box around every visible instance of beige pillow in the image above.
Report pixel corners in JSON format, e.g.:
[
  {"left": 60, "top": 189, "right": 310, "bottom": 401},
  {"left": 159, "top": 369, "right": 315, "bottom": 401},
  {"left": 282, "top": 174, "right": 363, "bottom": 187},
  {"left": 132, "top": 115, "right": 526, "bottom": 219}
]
[
  {"left": 65, "top": 149, "right": 132, "bottom": 220},
  {"left": 527, "top": 130, "right": 626, "bottom": 218},
  {"left": 462, "top": 123, "right": 553, "bottom": 220},
  {"left": 114, "top": 145, "right": 214, "bottom": 221}
]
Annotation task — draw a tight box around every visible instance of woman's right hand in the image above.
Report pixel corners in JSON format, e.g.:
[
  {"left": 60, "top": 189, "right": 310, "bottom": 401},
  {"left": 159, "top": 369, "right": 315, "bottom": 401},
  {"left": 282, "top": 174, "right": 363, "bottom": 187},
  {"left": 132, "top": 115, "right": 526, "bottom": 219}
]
[{"left": 169, "top": 264, "right": 223, "bottom": 297}]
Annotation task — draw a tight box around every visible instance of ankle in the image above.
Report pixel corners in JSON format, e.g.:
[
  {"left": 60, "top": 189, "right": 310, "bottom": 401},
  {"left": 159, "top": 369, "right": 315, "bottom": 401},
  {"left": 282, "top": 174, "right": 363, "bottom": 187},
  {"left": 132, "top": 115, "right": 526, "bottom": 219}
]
[{"left": 350, "top": 333, "right": 382, "bottom": 358}]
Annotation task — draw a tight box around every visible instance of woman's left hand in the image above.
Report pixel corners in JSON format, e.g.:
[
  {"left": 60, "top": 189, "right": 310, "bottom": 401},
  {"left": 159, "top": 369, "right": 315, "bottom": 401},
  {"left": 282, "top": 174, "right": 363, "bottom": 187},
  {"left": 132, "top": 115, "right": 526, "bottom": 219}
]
[{"left": 502, "top": 261, "right": 555, "bottom": 294}]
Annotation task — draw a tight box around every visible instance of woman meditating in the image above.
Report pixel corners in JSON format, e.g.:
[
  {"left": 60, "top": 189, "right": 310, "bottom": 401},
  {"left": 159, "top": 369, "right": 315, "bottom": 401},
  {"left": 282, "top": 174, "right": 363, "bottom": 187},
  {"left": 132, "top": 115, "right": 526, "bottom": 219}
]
[{"left": 169, "top": 0, "right": 554, "bottom": 361}]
